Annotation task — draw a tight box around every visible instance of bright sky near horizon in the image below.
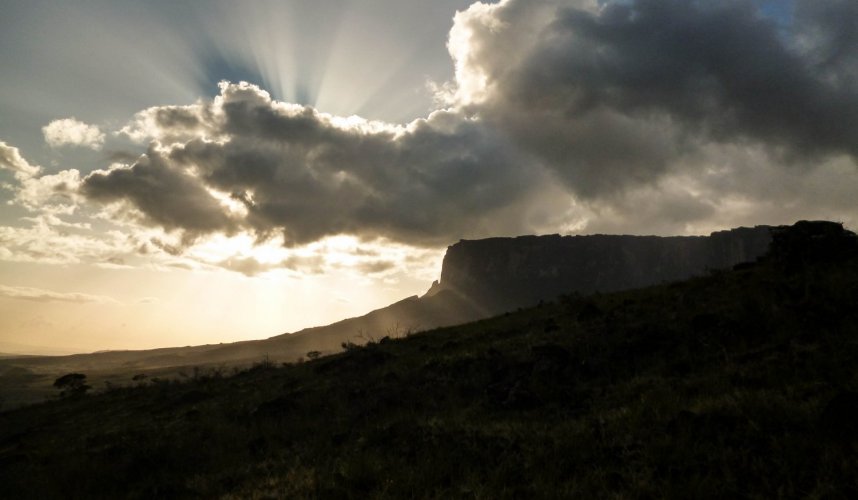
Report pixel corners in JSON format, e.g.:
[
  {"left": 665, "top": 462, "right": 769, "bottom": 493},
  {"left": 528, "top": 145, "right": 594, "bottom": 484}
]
[{"left": 1, "top": 0, "right": 856, "bottom": 354}]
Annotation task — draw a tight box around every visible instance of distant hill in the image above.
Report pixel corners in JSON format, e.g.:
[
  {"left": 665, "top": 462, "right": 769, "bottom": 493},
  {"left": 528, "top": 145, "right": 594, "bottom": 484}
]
[
  {"left": 0, "top": 353, "right": 35, "bottom": 359},
  {"left": 1, "top": 220, "right": 857, "bottom": 497},
  {"left": 0, "top": 281, "right": 483, "bottom": 408}
]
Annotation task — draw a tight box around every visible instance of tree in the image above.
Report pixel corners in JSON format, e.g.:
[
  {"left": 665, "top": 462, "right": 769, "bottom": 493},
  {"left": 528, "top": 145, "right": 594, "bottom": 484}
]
[
  {"left": 53, "top": 373, "right": 91, "bottom": 398},
  {"left": 306, "top": 350, "right": 322, "bottom": 360}
]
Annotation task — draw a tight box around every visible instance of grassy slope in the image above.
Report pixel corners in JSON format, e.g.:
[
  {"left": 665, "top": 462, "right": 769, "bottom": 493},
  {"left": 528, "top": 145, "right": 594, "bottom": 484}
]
[
  {"left": 2, "top": 230, "right": 858, "bottom": 498},
  {"left": 0, "top": 289, "right": 483, "bottom": 410}
]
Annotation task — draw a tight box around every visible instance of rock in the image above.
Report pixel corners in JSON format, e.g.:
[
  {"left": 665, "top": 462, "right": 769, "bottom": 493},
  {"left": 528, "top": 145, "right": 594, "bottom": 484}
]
[
  {"left": 770, "top": 220, "right": 858, "bottom": 267},
  {"left": 436, "top": 226, "right": 773, "bottom": 314}
]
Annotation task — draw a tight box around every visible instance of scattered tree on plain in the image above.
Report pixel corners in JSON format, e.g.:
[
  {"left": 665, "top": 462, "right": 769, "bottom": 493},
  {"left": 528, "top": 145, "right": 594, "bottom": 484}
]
[{"left": 53, "top": 373, "right": 91, "bottom": 398}]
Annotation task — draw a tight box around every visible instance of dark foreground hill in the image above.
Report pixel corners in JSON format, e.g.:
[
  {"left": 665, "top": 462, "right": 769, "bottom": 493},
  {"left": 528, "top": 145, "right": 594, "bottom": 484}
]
[{"left": 2, "top": 220, "right": 858, "bottom": 498}]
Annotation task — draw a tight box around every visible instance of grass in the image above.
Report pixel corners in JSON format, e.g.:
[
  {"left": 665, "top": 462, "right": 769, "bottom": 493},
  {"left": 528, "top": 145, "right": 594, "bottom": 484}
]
[{"left": 1, "top": 223, "right": 858, "bottom": 498}]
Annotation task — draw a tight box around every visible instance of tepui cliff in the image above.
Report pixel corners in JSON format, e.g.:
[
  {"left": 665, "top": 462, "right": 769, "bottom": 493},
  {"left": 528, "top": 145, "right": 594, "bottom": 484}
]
[{"left": 434, "top": 225, "right": 775, "bottom": 314}]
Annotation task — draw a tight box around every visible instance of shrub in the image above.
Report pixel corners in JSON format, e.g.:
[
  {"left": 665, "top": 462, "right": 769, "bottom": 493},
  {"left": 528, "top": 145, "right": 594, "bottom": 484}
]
[{"left": 53, "top": 373, "right": 91, "bottom": 398}]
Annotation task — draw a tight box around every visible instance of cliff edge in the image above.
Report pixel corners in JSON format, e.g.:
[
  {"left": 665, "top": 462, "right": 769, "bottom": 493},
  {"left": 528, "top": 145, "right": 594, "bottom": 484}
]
[{"left": 437, "top": 225, "right": 774, "bottom": 314}]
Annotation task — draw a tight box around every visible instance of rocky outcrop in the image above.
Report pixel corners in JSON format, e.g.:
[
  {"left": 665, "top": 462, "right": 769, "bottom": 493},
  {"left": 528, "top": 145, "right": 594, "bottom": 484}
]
[{"left": 438, "top": 226, "right": 774, "bottom": 314}]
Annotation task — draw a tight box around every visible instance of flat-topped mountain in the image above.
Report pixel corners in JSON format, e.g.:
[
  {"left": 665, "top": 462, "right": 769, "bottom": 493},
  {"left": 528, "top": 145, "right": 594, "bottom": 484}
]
[{"left": 435, "top": 225, "right": 773, "bottom": 314}]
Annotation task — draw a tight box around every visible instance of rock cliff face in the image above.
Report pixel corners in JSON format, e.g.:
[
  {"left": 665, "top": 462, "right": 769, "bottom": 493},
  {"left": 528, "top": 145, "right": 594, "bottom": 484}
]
[{"left": 438, "top": 226, "right": 774, "bottom": 314}]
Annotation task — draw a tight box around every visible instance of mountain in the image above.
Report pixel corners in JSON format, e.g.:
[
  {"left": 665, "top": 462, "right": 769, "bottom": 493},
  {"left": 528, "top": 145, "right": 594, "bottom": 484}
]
[
  {"left": 0, "top": 224, "right": 778, "bottom": 409},
  {"left": 437, "top": 225, "right": 773, "bottom": 314},
  {"left": 265, "top": 225, "right": 775, "bottom": 352},
  {"left": 1, "top": 220, "right": 857, "bottom": 498}
]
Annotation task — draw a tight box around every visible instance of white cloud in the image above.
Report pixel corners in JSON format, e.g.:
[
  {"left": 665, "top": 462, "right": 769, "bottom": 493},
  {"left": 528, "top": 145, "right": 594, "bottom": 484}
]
[
  {"left": 42, "top": 118, "right": 105, "bottom": 150},
  {"left": 14, "top": 168, "right": 81, "bottom": 213},
  {"left": 0, "top": 215, "right": 138, "bottom": 265},
  {"left": 0, "top": 140, "right": 82, "bottom": 214},
  {"left": 0, "top": 140, "right": 41, "bottom": 179}
]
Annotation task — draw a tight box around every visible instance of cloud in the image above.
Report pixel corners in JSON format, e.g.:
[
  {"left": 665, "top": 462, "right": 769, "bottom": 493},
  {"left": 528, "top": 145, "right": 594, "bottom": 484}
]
[
  {"left": 83, "top": 82, "right": 544, "bottom": 246},
  {"left": 0, "top": 140, "right": 41, "bottom": 179},
  {"left": 82, "top": 150, "right": 240, "bottom": 239},
  {"left": 15, "top": 169, "right": 82, "bottom": 213},
  {"left": 448, "top": 0, "right": 858, "bottom": 198},
  {"left": 118, "top": 103, "right": 214, "bottom": 144},
  {"left": 42, "top": 118, "right": 105, "bottom": 150},
  {"left": 356, "top": 260, "right": 397, "bottom": 274},
  {"left": 0, "top": 284, "right": 119, "bottom": 304},
  {"left": 0, "top": 214, "right": 140, "bottom": 265},
  {"left": 0, "top": 139, "right": 81, "bottom": 215},
  {"left": 217, "top": 253, "right": 325, "bottom": 276},
  {"left": 68, "top": 0, "right": 858, "bottom": 246}
]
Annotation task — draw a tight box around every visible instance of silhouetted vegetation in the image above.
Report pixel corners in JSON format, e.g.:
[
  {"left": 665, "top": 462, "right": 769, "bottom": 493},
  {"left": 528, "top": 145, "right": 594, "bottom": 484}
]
[
  {"left": 52, "top": 373, "right": 91, "bottom": 398},
  {"left": 2, "top": 222, "right": 857, "bottom": 498}
]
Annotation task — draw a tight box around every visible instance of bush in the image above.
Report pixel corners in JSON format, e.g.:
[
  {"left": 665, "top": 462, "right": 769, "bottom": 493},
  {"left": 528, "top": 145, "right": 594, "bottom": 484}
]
[{"left": 53, "top": 373, "right": 91, "bottom": 398}]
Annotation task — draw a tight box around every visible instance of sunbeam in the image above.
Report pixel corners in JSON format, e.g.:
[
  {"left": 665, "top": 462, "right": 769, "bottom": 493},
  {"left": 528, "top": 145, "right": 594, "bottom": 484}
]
[
  {"left": 206, "top": 0, "right": 354, "bottom": 112},
  {"left": 202, "top": 0, "right": 474, "bottom": 123}
]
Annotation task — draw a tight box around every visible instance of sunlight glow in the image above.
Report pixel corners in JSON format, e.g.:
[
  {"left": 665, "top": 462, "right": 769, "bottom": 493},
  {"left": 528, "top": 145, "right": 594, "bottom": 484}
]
[
  {"left": 206, "top": 188, "right": 250, "bottom": 218},
  {"left": 206, "top": 0, "right": 459, "bottom": 123}
]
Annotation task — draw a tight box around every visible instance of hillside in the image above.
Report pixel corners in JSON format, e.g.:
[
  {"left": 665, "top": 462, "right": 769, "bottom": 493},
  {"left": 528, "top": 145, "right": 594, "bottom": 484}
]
[
  {"left": 1, "top": 220, "right": 857, "bottom": 498},
  {"left": 0, "top": 224, "right": 773, "bottom": 409},
  {"left": 0, "top": 289, "right": 483, "bottom": 409}
]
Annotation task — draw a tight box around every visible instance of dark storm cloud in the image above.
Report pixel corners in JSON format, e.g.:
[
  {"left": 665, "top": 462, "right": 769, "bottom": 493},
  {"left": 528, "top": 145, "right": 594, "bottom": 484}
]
[
  {"left": 82, "top": 147, "right": 237, "bottom": 236},
  {"left": 458, "top": 0, "right": 858, "bottom": 197},
  {"left": 795, "top": 0, "right": 858, "bottom": 82},
  {"left": 84, "top": 83, "right": 538, "bottom": 245},
  {"left": 81, "top": 0, "right": 858, "bottom": 244}
]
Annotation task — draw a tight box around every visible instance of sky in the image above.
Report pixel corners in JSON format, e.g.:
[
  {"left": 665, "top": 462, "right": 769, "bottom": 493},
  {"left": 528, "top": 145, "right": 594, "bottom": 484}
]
[{"left": 1, "top": 0, "right": 857, "bottom": 355}]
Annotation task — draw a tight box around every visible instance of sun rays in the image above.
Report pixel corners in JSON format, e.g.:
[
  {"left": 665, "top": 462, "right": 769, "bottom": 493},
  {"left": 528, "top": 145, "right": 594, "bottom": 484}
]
[{"left": 205, "top": 0, "right": 469, "bottom": 124}]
